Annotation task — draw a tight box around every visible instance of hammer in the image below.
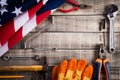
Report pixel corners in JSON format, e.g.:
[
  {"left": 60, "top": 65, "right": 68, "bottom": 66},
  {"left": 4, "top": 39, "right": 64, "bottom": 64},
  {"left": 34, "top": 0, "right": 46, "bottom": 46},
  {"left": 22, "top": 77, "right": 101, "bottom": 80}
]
[{"left": 0, "top": 56, "right": 49, "bottom": 79}]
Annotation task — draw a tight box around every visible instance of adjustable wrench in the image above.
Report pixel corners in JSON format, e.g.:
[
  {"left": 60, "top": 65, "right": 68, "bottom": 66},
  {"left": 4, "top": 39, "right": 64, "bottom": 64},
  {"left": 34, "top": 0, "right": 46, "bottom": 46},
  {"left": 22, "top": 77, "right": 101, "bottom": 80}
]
[{"left": 107, "top": 4, "right": 118, "bottom": 53}]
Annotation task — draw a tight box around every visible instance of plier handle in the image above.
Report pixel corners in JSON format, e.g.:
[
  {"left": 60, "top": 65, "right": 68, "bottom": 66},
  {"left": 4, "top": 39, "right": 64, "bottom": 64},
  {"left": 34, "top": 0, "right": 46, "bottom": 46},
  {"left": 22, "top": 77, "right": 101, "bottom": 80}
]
[
  {"left": 59, "top": 0, "right": 92, "bottom": 13},
  {"left": 95, "top": 44, "right": 110, "bottom": 80}
]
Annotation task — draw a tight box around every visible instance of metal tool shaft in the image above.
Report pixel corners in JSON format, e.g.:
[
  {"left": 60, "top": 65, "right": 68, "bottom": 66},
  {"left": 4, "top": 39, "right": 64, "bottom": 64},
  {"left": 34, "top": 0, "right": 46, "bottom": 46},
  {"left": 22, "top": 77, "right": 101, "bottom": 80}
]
[
  {"left": 2, "top": 55, "right": 40, "bottom": 61},
  {"left": 109, "top": 17, "right": 115, "bottom": 53}
]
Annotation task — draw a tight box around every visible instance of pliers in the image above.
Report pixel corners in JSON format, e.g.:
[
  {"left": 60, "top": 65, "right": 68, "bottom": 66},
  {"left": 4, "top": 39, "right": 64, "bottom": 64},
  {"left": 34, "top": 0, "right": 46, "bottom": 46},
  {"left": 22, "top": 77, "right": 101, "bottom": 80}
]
[
  {"left": 59, "top": 0, "right": 92, "bottom": 13},
  {"left": 95, "top": 44, "right": 110, "bottom": 80}
]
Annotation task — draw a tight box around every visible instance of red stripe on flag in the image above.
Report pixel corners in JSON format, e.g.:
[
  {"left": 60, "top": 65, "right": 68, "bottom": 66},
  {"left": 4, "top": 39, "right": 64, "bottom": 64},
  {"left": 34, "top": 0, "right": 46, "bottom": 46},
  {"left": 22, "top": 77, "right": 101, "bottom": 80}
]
[
  {"left": 28, "top": 2, "right": 43, "bottom": 17},
  {"left": 36, "top": 10, "right": 51, "bottom": 24},
  {"left": 8, "top": 28, "right": 23, "bottom": 48},
  {"left": 0, "top": 20, "right": 15, "bottom": 45}
]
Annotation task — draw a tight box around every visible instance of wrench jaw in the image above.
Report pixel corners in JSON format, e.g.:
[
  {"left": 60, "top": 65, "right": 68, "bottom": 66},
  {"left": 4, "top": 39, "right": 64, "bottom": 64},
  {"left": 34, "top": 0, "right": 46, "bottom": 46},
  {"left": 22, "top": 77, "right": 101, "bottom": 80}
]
[
  {"left": 107, "top": 4, "right": 119, "bottom": 19},
  {"left": 107, "top": 11, "right": 118, "bottom": 20},
  {"left": 106, "top": 4, "right": 118, "bottom": 14}
]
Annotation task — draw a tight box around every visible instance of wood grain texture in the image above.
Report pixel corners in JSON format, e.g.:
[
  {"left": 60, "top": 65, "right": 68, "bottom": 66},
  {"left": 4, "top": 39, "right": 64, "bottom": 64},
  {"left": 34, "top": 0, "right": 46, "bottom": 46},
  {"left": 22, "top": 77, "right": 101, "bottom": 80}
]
[
  {"left": 25, "top": 32, "right": 103, "bottom": 49},
  {"left": 0, "top": 50, "right": 96, "bottom": 66},
  {"left": 0, "top": 0, "right": 120, "bottom": 80},
  {"left": 38, "top": 15, "right": 120, "bottom": 32},
  {"left": 52, "top": 0, "right": 120, "bottom": 15},
  {"left": 1, "top": 49, "right": 120, "bottom": 67}
]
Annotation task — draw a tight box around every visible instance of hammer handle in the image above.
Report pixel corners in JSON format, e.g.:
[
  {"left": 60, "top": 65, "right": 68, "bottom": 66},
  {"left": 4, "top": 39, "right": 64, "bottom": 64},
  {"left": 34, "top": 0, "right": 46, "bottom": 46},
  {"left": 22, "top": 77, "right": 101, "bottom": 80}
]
[
  {"left": 0, "top": 65, "right": 43, "bottom": 71},
  {"left": 0, "top": 76, "right": 25, "bottom": 79}
]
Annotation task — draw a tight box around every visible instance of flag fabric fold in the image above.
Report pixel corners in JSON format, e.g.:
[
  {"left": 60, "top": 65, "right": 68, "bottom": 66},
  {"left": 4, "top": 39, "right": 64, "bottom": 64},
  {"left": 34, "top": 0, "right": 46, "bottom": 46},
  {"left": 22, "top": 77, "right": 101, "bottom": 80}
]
[
  {"left": 0, "top": 0, "right": 65, "bottom": 56},
  {"left": 0, "top": 0, "right": 47, "bottom": 47}
]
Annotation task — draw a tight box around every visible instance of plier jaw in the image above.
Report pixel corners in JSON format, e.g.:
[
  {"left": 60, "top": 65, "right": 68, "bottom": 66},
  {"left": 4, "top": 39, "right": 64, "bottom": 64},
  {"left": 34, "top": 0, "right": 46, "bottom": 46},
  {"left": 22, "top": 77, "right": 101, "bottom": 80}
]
[
  {"left": 95, "top": 44, "right": 110, "bottom": 80},
  {"left": 99, "top": 44, "right": 107, "bottom": 59},
  {"left": 59, "top": 0, "right": 92, "bottom": 13}
]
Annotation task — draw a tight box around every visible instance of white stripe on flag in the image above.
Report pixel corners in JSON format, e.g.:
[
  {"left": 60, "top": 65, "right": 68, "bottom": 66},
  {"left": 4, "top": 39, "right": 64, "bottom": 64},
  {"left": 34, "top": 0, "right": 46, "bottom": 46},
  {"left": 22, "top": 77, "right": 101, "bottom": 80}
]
[
  {"left": 22, "top": 15, "right": 37, "bottom": 37},
  {"left": 43, "top": 0, "right": 48, "bottom": 5},
  {"left": 14, "top": 11, "right": 29, "bottom": 32},
  {"left": 37, "top": 0, "right": 41, "bottom": 3},
  {"left": 0, "top": 42, "right": 9, "bottom": 57},
  {"left": 0, "top": 43, "right": 1, "bottom": 47},
  {"left": 51, "top": 9, "right": 57, "bottom": 13}
]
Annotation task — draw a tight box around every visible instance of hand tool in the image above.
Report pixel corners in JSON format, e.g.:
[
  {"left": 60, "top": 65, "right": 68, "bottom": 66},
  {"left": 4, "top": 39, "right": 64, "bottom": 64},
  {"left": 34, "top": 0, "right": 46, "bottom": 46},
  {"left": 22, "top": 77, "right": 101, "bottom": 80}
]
[
  {"left": 59, "top": 0, "right": 92, "bottom": 13},
  {"left": 95, "top": 44, "right": 110, "bottom": 80},
  {"left": 0, "top": 56, "right": 48, "bottom": 71},
  {"left": 2, "top": 55, "right": 40, "bottom": 61},
  {"left": 0, "top": 56, "right": 48, "bottom": 80},
  {"left": 106, "top": 4, "right": 118, "bottom": 53},
  {"left": 100, "top": 19, "right": 106, "bottom": 31},
  {"left": 0, "top": 75, "right": 25, "bottom": 79},
  {"left": 0, "top": 65, "right": 43, "bottom": 71}
]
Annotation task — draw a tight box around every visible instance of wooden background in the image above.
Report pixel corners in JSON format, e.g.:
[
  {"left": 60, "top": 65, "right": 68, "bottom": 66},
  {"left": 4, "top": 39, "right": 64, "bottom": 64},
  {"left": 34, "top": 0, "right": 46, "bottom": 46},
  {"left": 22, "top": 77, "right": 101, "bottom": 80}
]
[{"left": 0, "top": 0, "right": 120, "bottom": 80}]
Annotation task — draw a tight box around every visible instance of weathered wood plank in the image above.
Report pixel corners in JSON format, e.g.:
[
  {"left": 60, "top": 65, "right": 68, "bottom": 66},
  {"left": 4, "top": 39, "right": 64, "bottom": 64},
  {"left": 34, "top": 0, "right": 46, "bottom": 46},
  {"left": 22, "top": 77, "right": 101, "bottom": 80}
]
[
  {"left": 25, "top": 33, "right": 103, "bottom": 49},
  {"left": 13, "top": 32, "right": 120, "bottom": 51},
  {"left": 1, "top": 0, "right": 120, "bottom": 80},
  {"left": 0, "top": 50, "right": 99, "bottom": 66},
  {"left": 52, "top": 0, "right": 120, "bottom": 15},
  {"left": 1, "top": 49, "right": 120, "bottom": 67},
  {"left": 45, "top": 16, "right": 103, "bottom": 32},
  {"left": 38, "top": 15, "right": 120, "bottom": 32},
  {"left": 12, "top": 14, "right": 120, "bottom": 49}
]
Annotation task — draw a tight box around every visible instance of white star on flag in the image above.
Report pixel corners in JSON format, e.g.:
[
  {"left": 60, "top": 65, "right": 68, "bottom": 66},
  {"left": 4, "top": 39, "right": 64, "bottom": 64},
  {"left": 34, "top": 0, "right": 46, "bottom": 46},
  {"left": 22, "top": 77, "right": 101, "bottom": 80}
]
[
  {"left": 12, "top": 7, "right": 22, "bottom": 16},
  {"left": 0, "top": 8, "right": 8, "bottom": 15},
  {"left": 22, "top": 0, "right": 24, "bottom": 3},
  {"left": 0, "top": 0, "right": 8, "bottom": 7}
]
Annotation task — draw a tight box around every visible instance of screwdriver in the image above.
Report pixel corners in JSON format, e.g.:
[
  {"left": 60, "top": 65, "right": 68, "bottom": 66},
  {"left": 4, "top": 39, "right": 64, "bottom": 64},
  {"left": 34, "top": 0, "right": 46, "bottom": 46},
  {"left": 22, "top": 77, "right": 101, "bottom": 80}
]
[{"left": 0, "top": 75, "right": 25, "bottom": 79}]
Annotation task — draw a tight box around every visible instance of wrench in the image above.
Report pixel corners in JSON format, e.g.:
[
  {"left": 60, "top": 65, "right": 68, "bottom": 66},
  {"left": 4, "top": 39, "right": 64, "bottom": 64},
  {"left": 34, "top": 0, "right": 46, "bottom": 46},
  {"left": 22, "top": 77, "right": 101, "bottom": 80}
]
[
  {"left": 106, "top": 4, "right": 118, "bottom": 53},
  {"left": 2, "top": 55, "right": 40, "bottom": 61}
]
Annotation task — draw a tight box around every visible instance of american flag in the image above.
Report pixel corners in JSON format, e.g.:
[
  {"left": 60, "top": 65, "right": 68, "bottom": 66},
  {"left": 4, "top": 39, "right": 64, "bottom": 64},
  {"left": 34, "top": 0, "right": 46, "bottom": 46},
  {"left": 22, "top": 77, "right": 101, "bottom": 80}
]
[
  {"left": 0, "top": 0, "right": 43, "bottom": 25},
  {"left": 0, "top": 0, "right": 65, "bottom": 56}
]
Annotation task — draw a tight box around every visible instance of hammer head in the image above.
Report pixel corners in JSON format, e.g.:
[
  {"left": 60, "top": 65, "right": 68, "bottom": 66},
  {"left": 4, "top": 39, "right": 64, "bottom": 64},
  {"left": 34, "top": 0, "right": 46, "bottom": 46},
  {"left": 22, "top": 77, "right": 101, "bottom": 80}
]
[
  {"left": 39, "top": 56, "right": 49, "bottom": 80},
  {"left": 43, "top": 56, "right": 48, "bottom": 72}
]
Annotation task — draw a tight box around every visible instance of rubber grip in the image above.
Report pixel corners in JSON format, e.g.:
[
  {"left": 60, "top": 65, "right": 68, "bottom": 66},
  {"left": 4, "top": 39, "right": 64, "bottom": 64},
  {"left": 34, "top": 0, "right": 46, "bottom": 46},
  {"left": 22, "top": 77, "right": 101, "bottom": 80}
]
[
  {"left": 103, "top": 59, "right": 110, "bottom": 80},
  {"left": 59, "top": 7, "right": 78, "bottom": 13},
  {"left": 95, "top": 59, "right": 102, "bottom": 80}
]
